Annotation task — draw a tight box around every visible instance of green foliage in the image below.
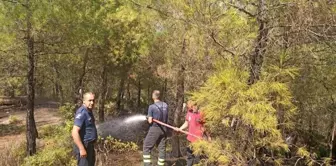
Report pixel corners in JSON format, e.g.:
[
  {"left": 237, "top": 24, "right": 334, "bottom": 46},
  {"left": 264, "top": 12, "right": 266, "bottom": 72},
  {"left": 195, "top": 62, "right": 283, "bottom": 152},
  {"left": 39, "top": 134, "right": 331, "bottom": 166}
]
[
  {"left": 59, "top": 103, "right": 75, "bottom": 121},
  {"left": 1, "top": 124, "right": 76, "bottom": 166},
  {"left": 0, "top": 0, "right": 335, "bottom": 165},
  {"left": 297, "top": 147, "right": 310, "bottom": 158},
  {"left": 190, "top": 62, "right": 296, "bottom": 164},
  {"left": 23, "top": 147, "right": 76, "bottom": 166},
  {"left": 39, "top": 124, "right": 64, "bottom": 139},
  {"left": 0, "top": 123, "right": 24, "bottom": 137},
  {"left": 59, "top": 103, "right": 76, "bottom": 132},
  {"left": 24, "top": 124, "right": 76, "bottom": 166},
  {"left": 192, "top": 139, "right": 230, "bottom": 164}
]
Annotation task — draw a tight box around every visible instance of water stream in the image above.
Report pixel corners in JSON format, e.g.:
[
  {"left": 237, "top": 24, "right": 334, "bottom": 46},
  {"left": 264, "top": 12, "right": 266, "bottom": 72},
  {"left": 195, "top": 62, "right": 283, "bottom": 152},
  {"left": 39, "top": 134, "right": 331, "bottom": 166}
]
[{"left": 96, "top": 114, "right": 148, "bottom": 142}]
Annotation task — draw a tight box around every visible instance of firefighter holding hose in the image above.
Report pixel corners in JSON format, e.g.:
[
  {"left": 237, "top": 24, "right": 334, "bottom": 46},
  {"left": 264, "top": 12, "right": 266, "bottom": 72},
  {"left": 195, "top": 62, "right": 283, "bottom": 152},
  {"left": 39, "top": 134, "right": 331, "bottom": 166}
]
[
  {"left": 177, "top": 100, "right": 211, "bottom": 166},
  {"left": 143, "top": 90, "right": 168, "bottom": 166}
]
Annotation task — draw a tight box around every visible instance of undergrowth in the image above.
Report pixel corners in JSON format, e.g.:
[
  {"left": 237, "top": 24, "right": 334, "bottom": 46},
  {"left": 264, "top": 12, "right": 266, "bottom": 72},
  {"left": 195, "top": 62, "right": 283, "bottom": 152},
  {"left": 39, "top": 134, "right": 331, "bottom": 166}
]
[{"left": 1, "top": 103, "right": 140, "bottom": 166}]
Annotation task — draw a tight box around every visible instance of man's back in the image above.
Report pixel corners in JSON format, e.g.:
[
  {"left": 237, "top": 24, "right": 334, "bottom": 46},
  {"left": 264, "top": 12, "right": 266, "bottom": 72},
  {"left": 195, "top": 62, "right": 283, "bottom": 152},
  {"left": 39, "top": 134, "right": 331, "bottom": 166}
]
[{"left": 148, "top": 101, "right": 168, "bottom": 126}]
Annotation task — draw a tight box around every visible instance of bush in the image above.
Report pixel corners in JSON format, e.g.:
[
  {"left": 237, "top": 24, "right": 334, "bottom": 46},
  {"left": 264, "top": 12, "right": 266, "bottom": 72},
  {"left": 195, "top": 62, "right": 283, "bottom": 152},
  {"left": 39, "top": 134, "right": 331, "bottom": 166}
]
[
  {"left": 59, "top": 103, "right": 75, "bottom": 121},
  {"left": 8, "top": 115, "right": 21, "bottom": 124},
  {"left": 105, "top": 101, "right": 118, "bottom": 116},
  {"left": 59, "top": 103, "right": 75, "bottom": 132},
  {"left": 23, "top": 124, "right": 76, "bottom": 166},
  {"left": 0, "top": 123, "right": 24, "bottom": 136},
  {"left": 96, "top": 136, "right": 138, "bottom": 154},
  {"left": 39, "top": 124, "right": 64, "bottom": 139},
  {"left": 23, "top": 147, "right": 76, "bottom": 166}
]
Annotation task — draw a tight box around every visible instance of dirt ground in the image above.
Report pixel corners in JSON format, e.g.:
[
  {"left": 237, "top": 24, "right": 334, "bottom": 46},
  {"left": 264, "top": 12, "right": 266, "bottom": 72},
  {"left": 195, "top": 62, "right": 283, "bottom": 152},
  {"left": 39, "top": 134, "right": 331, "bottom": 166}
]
[{"left": 0, "top": 101, "right": 62, "bottom": 149}]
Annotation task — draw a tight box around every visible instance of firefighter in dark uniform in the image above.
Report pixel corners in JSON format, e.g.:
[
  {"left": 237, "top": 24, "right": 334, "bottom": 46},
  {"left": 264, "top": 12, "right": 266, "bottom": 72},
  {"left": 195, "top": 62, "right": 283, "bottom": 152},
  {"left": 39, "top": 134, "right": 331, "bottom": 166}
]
[
  {"left": 72, "top": 92, "right": 97, "bottom": 166},
  {"left": 143, "top": 90, "right": 169, "bottom": 166}
]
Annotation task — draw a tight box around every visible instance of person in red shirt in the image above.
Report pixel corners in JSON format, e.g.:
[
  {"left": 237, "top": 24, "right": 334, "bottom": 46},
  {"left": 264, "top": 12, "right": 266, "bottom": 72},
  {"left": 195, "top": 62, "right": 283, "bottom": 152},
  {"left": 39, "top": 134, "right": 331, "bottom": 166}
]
[{"left": 178, "top": 100, "right": 211, "bottom": 166}]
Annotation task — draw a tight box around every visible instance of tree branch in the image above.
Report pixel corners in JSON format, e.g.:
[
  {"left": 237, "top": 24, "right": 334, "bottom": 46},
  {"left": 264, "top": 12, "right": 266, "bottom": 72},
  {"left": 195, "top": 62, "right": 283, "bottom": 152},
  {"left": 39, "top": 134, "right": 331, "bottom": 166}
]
[
  {"left": 307, "top": 29, "right": 336, "bottom": 38},
  {"left": 294, "top": 157, "right": 304, "bottom": 166},
  {"left": 210, "top": 31, "right": 235, "bottom": 56},
  {"left": 1, "top": 0, "right": 27, "bottom": 7},
  {"left": 227, "top": 3, "right": 255, "bottom": 17},
  {"left": 129, "top": 0, "right": 169, "bottom": 17},
  {"left": 129, "top": 0, "right": 190, "bottom": 24},
  {"left": 35, "top": 51, "right": 73, "bottom": 56}
]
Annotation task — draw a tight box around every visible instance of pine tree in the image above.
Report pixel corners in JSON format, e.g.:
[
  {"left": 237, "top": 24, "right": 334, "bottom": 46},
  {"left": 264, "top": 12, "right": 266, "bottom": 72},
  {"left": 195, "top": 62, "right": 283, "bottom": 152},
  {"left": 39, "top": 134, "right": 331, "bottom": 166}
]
[{"left": 191, "top": 61, "right": 296, "bottom": 165}]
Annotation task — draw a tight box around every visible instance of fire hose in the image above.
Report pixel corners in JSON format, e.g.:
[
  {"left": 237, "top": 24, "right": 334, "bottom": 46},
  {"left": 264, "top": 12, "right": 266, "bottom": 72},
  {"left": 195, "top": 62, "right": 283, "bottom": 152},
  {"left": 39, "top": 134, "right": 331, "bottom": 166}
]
[{"left": 152, "top": 119, "right": 203, "bottom": 140}]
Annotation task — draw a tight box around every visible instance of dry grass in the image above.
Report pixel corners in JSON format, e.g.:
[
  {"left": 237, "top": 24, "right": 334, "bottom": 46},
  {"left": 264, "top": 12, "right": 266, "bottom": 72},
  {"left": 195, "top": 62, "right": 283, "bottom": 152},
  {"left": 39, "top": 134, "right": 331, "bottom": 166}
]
[
  {"left": 0, "top": 140, "right": 26, "bottom": 166},
  {"left": 8, "top": 115, "right": 22, "bottom": 124},
  {"left": 96, "top": 151, "right": 142, "bottom": 166}
]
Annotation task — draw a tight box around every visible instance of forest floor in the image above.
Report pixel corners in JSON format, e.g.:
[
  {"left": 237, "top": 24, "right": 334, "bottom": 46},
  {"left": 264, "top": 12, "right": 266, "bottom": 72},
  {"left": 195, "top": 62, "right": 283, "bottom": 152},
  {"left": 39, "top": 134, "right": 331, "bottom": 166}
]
[
  {"left": 0, "top": 100, "right": 188, "bottom": 166},
  {"left": 0, "top": 100, "right": 61, "bottom": 149}
]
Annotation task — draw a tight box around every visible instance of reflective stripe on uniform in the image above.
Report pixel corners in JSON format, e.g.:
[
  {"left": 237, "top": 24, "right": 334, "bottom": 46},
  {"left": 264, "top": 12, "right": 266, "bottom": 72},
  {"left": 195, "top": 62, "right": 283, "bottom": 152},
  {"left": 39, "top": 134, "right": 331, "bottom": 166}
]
[
  {"left": 143, "top": 154, "right": 151, "bottom": 163},
  {"left": 144, "top": 159, "right": 152, "bottom": 163},
  {"left": 143, "top": 155, "right": 151, "bottom": 159},
  {"left": 158, "top": 158, "right": 165, "bottom": 165}
]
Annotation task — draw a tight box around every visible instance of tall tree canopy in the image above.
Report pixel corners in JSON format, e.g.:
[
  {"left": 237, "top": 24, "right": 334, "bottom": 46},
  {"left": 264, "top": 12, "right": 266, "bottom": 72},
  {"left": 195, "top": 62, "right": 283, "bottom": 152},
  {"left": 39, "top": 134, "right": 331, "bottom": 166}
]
[{"left": 0, "top": 0, "right": 335, "bottom": 165}]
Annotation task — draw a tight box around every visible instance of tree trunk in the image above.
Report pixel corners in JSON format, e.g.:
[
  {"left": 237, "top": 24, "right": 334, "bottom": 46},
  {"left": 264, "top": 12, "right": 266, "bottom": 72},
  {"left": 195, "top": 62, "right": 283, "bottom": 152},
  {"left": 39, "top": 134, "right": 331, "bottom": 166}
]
[
  {"left": 98, "top": 64, "right": 107, "bottom": 122},
  {"left": 276, "top": 26, "right": 290, "bottom": 132},
  {"left": 52, "top": 60, "right": 63, "bottom": 103},
  {"left": 9, "top": 87, "right": 15, "bottom": 98},
  {"left": 25, "top": 0, "right": 38, "bottom": 156},
  {"left": 329, "top": 99, "right": 336, "bottom": 164},
  {"left": 171, "top": 39, "right": 186, "bottom": 157},
  {"left": 74, "top": 48, "right": 89, "bottom": 110},
  {"left": 248, "top": 0, "right": 268, "bottom": 85},
  {"left": 331, "top": 123, "right": 336, "bottom": 165},
  {"left": 126, "top": 80, "right": 131, "bottom": 108},
  {"left": 308, "top": 114, "right": 313, "bottom": 152},
  {"left": 163, "top": 78, "right": 167, "bottom": 101},
  {"left": 116, "top": 77, "right": 125, "bottom": 112},
  {"left": 147, "top": 84, "right": 151, "bottom": 106},
  {"left": 137, "top": 78, "right": 141, "bottom": 110},
  {"left": 245, "top": 0, "right": 268, "bottom": 160}
]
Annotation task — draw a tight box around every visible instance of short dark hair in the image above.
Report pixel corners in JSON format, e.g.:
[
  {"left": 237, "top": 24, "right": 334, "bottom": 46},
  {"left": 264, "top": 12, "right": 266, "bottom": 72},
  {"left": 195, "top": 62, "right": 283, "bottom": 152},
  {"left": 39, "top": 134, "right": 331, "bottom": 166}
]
[
  {"left": 83, "top": 92, "right": 95, "bottom": 100},
  {"left": 152, "top": 90, "right": 160, "bottom": 99}
]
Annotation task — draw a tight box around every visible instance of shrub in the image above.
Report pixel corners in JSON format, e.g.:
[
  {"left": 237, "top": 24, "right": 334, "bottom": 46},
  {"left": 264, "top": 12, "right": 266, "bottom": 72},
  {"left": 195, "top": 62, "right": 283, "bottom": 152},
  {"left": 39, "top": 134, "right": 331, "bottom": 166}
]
[
  {"left": 0, "top": 123, "right": 24, "bottom": 136},
  {"left": 59, "top": 103, "right": 75, "bottom": 132},
  {"left": 59, "top": 103, "right": 75, "bottom": 121},
  {"left": 95, "top": 136, "right": 138, "bottom": 154},
  {"left": 39, "top": 124, "right": 64, "bottom": 139},
  {"left": 191, "top": 63, "right": 296, "bottom": 165},
  {"left": 23, "top": 124, "right": 76, "bottom": 166},
  {"left": 8, "top": 115, "right": 21, "bottom": 124},
  {"left": 23, "top": 147, "right": 76, "bottom": 166}
]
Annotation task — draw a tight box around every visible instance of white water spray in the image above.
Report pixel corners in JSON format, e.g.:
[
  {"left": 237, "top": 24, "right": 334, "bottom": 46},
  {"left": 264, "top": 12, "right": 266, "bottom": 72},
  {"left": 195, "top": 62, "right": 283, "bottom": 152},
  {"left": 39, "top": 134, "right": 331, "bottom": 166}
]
[{"left": 124, "top": 114, "right": 147, "bottom": 123}]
